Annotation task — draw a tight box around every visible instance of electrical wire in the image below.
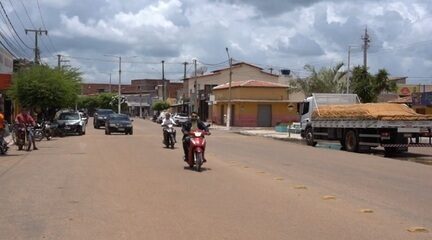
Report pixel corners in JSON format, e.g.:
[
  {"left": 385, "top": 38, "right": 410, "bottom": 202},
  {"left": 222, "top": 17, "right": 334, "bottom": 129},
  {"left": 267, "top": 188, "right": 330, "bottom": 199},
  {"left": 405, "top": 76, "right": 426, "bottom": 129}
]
[
  {"left": 35, "top": 0, "right": 57, "bottom": 53},
  {"left": 0, "top": 15, "right": 27, "bottom": 57},
  {"left": 7, "top": 0, "right": 33, "bottom": 42},
  {"left": 0, "top": 1, "right": 32, "bottom": 50}
]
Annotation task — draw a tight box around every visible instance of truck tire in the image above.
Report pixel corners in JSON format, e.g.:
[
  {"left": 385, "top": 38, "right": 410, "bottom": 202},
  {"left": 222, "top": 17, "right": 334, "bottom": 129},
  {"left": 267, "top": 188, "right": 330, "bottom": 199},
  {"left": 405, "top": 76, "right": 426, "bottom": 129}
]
[
  {"left": 345, "top": 130, "right": 359, "bottom": 152},
  {"left": 305, "top": 128, "right": 317, "bottom": 146}
]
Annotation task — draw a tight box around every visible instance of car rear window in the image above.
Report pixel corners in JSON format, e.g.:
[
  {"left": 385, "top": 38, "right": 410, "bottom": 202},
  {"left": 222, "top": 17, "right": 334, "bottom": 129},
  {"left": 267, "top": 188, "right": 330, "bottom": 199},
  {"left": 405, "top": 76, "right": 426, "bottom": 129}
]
[{"left": 59, "top": 112, "right": 80, "bottom": 120}]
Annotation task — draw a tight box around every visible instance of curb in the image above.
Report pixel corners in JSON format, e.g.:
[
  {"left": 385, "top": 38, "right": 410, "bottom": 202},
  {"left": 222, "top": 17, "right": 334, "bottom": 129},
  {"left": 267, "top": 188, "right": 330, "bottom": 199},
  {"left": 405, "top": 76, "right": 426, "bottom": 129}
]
[{"left": 236, "top": 131, "right": 305, "bottom": 144}]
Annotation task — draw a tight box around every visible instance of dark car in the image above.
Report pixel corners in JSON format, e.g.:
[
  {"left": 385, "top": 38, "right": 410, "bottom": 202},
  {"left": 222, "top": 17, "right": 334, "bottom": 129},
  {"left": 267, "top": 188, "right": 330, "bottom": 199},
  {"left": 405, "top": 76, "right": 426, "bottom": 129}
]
[
  {"left": 93, "top": 109, "right": 114, "bottom": 129},
  {"left": 105, "top": 114, "right": 133, "bottom": 135}
]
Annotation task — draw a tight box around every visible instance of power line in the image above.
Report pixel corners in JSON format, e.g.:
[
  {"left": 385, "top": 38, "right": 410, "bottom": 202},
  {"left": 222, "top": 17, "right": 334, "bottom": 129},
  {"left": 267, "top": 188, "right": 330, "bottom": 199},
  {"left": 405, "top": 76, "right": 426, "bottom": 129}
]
[
  {"left": 0, "top": 13, "right": 27, "bottom": 57},
  {"left": 7, "top": 0, "right": 33, "bottom": 42},
  {"left": 0, "top": 37, "right": 17, "bottom": 58},
  {"left": 0, "top": 1, "right": 32, "bottom": 53},
  {"left": 0, "top": 29, "right": 25, "bottom": 57},
  {"left": 18, "top": 0, "right": 36, "bottom": 29},
  {"left": 35, "top": 0, "right": 57, "bottom": 53}
]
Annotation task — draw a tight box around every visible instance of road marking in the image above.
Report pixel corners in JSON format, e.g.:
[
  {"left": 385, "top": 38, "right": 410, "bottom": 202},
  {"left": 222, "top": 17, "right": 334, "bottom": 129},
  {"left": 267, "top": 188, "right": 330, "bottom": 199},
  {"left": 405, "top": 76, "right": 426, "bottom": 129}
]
[
  {"left": 294, "top": 185, "right": 307, "bottom": 190},
  {"left": 407, "top": 227, "right": 428, "bottom": 233},
  {"left": 322, "top": 195, "right": 336, "bottom": 200},
  {"left": 360, "top": 209, "right": 374, "bottom": 213},
  {"left": 274, "top": 177, "right": 284, "bottom": 181}
]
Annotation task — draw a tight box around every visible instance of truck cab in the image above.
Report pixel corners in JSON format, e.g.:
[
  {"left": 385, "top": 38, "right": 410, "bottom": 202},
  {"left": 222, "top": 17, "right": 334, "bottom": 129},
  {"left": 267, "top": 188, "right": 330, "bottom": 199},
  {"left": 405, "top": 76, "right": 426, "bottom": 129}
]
[{"left": 300, "top": 94, "right": 360, "bottom": 137}]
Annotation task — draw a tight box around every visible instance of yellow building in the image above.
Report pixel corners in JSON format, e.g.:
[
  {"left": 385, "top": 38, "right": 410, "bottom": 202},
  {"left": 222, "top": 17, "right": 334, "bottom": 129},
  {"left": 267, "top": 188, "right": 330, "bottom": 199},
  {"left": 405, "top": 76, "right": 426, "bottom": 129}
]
[{"left": 212, "top": 80, "right": 299, "bottom": 127}]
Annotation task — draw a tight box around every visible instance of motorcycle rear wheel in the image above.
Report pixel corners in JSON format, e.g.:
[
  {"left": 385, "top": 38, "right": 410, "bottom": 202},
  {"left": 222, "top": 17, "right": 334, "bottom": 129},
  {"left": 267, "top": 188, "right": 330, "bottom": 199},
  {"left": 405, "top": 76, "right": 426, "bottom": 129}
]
[{"left": 170, "top": 135, "right": 175, "bottom": 149}]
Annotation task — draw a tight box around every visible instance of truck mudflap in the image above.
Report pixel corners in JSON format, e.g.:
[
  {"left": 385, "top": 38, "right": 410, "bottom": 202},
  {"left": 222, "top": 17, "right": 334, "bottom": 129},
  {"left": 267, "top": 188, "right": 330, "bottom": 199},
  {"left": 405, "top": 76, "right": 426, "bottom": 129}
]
[{"left": 381, "top": 143, "right": 432, "bottom": 147}]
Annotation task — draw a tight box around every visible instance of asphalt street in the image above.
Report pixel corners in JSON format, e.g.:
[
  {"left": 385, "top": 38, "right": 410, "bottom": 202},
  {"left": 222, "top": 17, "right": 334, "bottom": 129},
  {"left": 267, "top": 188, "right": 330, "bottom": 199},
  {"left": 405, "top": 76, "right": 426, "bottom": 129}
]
[{"left": 0, "top": 118, "right": 431, "bottom": 239}]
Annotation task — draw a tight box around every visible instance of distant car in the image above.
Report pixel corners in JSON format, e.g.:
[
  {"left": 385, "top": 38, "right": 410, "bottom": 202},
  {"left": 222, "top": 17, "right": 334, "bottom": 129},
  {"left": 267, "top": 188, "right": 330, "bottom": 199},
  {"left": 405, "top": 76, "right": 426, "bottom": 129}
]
[
  {"left": 105, "top": 114, "right": 133, "bottom": 135},
  {"left": 173, "top": 113, "right": 189, "bottom": 126},
  {"left": 288, "top": 122, "right": 301, "bottom": 134},
  {"left": 93, "top": 109, "right": 114, "bottom": 129},
  {"left": 55, "top": 111, "right": 86, "bottom": 135}
]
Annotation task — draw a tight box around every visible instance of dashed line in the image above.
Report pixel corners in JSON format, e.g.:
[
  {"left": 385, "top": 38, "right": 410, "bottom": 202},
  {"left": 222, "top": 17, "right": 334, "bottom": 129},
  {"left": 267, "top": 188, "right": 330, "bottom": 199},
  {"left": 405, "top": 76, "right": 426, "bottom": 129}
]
[
  {"left": 322, "top": 195, "right": 336, "bottom": 200},
  {"left": 407, "top": 227, "right": 428, "bottom": 233},
  {"left": 359, "top": 209, "right": 374, "bottom": 213}
]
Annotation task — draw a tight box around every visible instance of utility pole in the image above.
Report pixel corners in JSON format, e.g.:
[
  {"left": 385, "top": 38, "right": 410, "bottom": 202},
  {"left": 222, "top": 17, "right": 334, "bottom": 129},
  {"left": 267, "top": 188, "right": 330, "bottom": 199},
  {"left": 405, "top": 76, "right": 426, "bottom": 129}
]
[
  {"left": 225, "top": 47, "right": 233, "bottom": 130},
  {"left": 57, "top": 54, "right": 61, "bottom": 68},
  {"left": 183, "top": 62, "right": 188, "bottom": 80},
  {"left": 118, "top": 57, "right": 122, "bottom": 114},
  {"left": 162, "top": 60, "right": 166, "bottom": 101},
  {"left": 193, "top": 59, "right": 197, "bottom": 113},
  {"left": 57, "top": 54, "right": 69, "bottom": 69},
  {"left": 347, "top": 46, "right": 352, "bottom": 93},
  {"left": 361, "top": 26, "right": 370, "bottom": 69},
  {"left": 25, "top": 28, "right": 48, "bottom": 64},
  {"left": 109, "top": 73, "right": 112, "bottom": 93}
]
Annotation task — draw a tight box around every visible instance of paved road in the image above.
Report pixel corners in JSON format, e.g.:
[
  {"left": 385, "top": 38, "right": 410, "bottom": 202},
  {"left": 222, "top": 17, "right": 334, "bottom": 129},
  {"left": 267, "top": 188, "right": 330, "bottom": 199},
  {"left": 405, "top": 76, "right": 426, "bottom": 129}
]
[{"left": 0, "top": 118, "right": 431, "bottom": 239}]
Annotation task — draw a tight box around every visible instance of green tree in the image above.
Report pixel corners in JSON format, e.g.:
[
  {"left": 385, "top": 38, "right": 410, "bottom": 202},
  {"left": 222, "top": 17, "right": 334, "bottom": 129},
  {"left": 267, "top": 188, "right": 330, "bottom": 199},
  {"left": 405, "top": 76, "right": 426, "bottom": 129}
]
[
  {"left": 152, "top": 101, "right": 170, "bottom": 112},
  {"left": 8, "top": 64, "right": 82, "bottom": 114},
  {"left": 351, "top": 66, "right": 396, "bottom": 103},
  {"left": 293, "top": 63, "right": 347, "bottom": 96}
]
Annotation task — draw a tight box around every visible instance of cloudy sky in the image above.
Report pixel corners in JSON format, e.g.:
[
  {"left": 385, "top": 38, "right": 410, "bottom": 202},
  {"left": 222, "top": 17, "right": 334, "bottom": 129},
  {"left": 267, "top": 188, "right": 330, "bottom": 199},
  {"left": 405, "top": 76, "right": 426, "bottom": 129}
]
[{"left": 2, "top": 0, "right": 431, "bottom": 84}]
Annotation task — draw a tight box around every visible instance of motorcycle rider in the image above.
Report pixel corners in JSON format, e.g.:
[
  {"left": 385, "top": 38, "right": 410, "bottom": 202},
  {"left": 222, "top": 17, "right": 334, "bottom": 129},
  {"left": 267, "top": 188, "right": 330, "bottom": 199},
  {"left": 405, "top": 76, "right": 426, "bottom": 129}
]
[
  {"left": 181, "top": 112, "right": 209, "bottom": 161},
  {"left": 161, "top": 112, "right": 177, "bottom": 144},
  {"left": 15, "top": 107, "right": 38, "bottom": 151}
]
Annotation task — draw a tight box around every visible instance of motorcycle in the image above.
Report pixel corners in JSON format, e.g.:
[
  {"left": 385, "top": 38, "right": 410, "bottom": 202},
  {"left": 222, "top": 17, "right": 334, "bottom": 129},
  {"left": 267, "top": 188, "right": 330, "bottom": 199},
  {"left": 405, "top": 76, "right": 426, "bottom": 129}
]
[
  {"left": 163, "top": 124, "right": 176, "bottom": 149},
  {"left": 34, "top": 121, "right": 52, "bottom": 141},
  {"left": 12, "top": 124, "right": 32, "bottom": 151},
  {"left": 186, "top": 129, "right": 210, "bottom": 172}
]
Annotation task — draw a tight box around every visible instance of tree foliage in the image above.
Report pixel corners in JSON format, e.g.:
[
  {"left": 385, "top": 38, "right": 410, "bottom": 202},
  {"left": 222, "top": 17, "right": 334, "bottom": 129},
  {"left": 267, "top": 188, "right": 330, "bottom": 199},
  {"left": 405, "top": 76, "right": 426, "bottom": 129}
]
[
  {"left": 293, "top": 63, "right": 347, "bottom": 96},
  {"left": 78, "top": 93, "right": 119, "bottom": 113},
  {"left": 351, "top": 66, "right": 396, "bottom": 103},
  {"left": 152, "top": 101, "right": 170, "bottom": 111},
  {"left": 8, "top": 65, "right": 82, "bottom": 110}
]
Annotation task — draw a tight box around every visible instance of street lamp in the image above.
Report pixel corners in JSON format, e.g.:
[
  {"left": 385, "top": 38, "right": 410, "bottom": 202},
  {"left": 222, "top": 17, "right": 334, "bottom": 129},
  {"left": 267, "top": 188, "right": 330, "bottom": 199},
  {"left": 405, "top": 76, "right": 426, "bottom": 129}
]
[{"left": 225, "top": 47, "right": 233, "bottom": 129}]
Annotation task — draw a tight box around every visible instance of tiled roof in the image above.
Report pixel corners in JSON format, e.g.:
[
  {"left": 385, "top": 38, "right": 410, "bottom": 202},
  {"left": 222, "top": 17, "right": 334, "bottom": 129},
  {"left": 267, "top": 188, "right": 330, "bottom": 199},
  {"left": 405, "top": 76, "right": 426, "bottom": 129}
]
[{"left": 213, "top": 80, "right": 288, "bottom": 90}]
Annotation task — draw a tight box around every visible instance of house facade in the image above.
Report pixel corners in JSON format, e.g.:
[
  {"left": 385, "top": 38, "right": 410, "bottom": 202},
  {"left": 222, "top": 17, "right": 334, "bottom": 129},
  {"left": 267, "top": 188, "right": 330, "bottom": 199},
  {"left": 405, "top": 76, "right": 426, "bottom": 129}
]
[
  {"left": 211, "top": 80, "right": 299, "bottom": 127},
  {"left": 184, "top": 62, "right": 279, "bottom": 120}
]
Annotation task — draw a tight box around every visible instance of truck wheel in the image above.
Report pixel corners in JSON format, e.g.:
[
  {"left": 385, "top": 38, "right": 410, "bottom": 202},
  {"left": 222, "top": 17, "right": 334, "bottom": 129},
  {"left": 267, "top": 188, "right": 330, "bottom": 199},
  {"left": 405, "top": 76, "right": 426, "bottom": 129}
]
[
  {"left": 305, "top": 128, "right": 317, "bottom": 146},
  {"left": 345, "top": 130, "right": 359, "bottom": 152}
]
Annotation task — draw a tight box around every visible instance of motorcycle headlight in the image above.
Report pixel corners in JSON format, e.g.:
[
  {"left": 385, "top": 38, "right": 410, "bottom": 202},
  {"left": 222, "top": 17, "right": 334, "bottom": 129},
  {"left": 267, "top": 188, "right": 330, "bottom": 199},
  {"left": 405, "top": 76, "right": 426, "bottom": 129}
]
[{"left": 194, "top": 132, "right": 202, "bottom": 137}]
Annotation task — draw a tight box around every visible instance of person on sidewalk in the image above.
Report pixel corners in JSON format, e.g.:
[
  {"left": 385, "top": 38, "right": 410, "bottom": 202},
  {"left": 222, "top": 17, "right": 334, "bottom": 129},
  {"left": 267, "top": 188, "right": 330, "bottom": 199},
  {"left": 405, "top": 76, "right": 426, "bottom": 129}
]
[
  {"left": 181, "top": 112, "right": 210, "bottom": 161},
  {"left": 15, "top": 108, "right": 38, "bottom": 151}
]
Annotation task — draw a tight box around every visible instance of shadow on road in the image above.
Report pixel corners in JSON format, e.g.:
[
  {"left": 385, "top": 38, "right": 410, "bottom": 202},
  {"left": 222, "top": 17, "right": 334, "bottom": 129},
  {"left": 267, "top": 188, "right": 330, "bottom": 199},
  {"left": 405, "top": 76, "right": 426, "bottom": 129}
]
[{"left": 183, "top": 166, "right": 212, "bottom": 172}]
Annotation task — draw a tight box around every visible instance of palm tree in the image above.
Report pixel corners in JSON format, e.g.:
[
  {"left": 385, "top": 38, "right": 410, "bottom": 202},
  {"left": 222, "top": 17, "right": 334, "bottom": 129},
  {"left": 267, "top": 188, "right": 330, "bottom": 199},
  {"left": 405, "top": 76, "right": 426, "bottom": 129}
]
[{"left": 293, "top": 63, "right": 347, "bottom": 96}]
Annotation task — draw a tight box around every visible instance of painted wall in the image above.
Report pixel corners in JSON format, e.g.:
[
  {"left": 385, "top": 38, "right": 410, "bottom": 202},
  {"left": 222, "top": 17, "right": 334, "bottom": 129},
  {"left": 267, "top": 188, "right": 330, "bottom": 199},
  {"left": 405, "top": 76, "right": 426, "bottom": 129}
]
[
  {"left": 214, "top": 87, "right": 288, "bottom": 101},
  {"left": 212, "top": 102, "right": 299, "bottom": 127}
]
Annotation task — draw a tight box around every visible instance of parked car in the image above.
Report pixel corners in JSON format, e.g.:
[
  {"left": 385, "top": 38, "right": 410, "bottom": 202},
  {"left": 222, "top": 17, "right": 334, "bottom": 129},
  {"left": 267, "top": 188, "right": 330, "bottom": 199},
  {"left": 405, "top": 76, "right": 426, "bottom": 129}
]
[
  {"left": 172, "top": 113, "right": 189, "bottom": 126},
  {"left": 105, "top": 114, "right": 133, "bottom": 135},
  {"left": 93, "top": 109, "right": 114, "bottom": 129},
  {"left": 54, "top": 111, "right": 86, "bottom": 135}
]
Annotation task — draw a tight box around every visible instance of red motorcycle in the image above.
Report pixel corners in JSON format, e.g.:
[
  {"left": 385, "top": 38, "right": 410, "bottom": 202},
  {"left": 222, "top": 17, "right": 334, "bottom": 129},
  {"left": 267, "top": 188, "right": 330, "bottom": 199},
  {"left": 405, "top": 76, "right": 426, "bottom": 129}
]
[{"left": 186, "top": 129, "right": 210, "bottom": 171}]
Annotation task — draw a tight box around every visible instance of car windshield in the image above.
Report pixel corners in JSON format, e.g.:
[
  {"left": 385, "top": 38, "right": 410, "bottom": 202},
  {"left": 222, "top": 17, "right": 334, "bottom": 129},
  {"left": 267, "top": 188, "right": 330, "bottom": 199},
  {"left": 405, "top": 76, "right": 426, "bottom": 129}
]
[
  {"left": 59, "top": 112, "right": 80, "bottom": 120},
  {"left": 176, "top": 113, "right": 188, "bottom": 117},
  {"left": 110, "top": 115, "right": 130, "bottom": 121},
  {"left": 98, "top": 110, "right": 114, "bottom": 116}
]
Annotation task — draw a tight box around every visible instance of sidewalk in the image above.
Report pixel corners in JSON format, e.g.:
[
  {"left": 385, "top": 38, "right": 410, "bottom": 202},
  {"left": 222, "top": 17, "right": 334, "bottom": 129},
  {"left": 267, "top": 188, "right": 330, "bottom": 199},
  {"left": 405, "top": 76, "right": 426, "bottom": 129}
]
[{"left": 209, "top": 124, "right": 304, "bottom": 143}]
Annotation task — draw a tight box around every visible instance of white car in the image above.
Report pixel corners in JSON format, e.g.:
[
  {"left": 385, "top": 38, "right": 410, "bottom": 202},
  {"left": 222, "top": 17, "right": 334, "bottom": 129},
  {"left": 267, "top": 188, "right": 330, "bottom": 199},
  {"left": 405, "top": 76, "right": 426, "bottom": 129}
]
[{"left": 172, "top": 113, "right": 189, "bottom": 126}]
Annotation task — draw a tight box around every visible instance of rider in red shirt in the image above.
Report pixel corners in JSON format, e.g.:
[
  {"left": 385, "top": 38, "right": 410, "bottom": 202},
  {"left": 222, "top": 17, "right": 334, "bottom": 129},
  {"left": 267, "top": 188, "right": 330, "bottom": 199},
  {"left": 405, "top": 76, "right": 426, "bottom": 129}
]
[{"left": 15, "top": 108, "right": 38, "bottom": 150}]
